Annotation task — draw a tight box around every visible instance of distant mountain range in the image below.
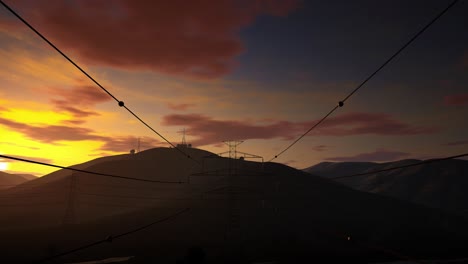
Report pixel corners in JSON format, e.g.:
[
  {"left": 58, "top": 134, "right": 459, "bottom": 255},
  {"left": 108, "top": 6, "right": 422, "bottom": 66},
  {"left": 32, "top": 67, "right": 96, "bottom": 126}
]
[
  {"left": 303, "top": 158, "right": 468, "bottom": 215},
  {"left": 0, "top": 171, "right": 37, "bottom": 189},
  {"left": 1, "top": 148, "right": 468, "bottom": 263}
]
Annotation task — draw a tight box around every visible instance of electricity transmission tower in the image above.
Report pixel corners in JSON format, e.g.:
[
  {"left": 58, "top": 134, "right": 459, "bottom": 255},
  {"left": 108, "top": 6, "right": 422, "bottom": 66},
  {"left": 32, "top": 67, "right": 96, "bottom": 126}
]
[
  {"left": 63, "top": 173, "right": 77, "bottom": 225},
  {"left": 223, "top": 140, "right": 243, "bottom": 159}
]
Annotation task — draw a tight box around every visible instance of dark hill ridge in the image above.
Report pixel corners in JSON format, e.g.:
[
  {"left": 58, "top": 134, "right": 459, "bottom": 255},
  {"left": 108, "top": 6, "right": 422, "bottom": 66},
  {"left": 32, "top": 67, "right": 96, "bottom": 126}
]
[
  {"left": 303, "top": 158, "right": 468, "bottom": 215},
  {"left": 1, "top": 148, "right": 468, "bottom": 263},
  {"left": 0, "top": 147, "right": 212, "bottom": 228},
  {"left": 0, "top": 171, "right": 36, "bottom": 189}
]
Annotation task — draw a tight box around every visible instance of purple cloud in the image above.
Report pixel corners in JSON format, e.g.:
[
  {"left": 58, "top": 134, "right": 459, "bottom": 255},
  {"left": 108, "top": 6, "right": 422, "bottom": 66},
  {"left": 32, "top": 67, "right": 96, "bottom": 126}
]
[
  {"left": 161, "top": 112, "right": 436, "bottom": 146},
  {"left": 325, "top": 148, "right": 411, "bottom": 162},
  {"left": 443, "top": 93, "right": 468, "bottom": 106}
]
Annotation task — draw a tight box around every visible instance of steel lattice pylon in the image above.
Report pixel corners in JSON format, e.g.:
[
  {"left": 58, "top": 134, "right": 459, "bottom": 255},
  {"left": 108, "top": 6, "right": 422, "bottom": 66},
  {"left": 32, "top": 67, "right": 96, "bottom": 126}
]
[{"left": 223, "top": 140, "right": 243, "bottom": 159}]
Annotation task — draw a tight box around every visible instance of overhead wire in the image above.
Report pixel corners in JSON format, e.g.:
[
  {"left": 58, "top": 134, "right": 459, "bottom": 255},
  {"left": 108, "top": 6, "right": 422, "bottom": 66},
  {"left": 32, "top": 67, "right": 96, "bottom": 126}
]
[
  {"left": 80, "top": 182, "right": 169, "bottom": 190},
  {"left": 0, "top": 154, "right": 184, "bottom": 184},
  {"left": 34, "top": 208, "right": 191, "bottom": 264},
  {"left": 0, "top": 203, "right": 65, "bottom": 207},
  {"left": 0, "top": 192, "right": 66, "bottom": 198},
  {"left": 80, "top": 201, "right": 155, "bottom": 209},
  {"left": 0, "top": 0, "right": 201, "bottom": 166},
  {"left": 79, "top": 192, "right": 187, "bottom": 201},
  {"left": 268, "top": 0, "right": 460, "bottom": 162}
]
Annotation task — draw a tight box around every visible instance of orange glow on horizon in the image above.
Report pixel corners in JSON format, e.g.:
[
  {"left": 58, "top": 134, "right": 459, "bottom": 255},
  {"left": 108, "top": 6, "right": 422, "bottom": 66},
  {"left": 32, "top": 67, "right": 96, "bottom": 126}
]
[{"left": 0, "top": 161, "right": 8, "bottom": 171}]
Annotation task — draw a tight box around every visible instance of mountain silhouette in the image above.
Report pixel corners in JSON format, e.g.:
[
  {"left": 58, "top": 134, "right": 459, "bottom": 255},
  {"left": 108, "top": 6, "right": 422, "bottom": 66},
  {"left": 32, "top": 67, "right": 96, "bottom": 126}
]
[
  {"left": 1, "top": 148, "right": 468, "bottom": 263},
  {"left": 0, "top": 171, "right": 37, "bottom": 189},
  {"left": 303, "top": 159, "right": 468, "bottom": 216}
]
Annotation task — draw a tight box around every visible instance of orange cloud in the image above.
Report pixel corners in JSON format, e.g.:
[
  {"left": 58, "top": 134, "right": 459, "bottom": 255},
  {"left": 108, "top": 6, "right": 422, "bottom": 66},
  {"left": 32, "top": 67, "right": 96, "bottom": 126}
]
[
  {"left": 4, "top": 0, "right": 300, "bottom": 79},
  {"left": 0, "top": 48, "right": 81, "bottom": 85},
  {"left": 167, "top": 102, "right": 196, "bottom": 111},
  {"left": 311, "top": 145, "right": 328, "bottom": 152},
  {"left": 0, "top": 116, "right": 105, "bottom": 143},
  {"left": 45, "top": 84, "right": 113, "bottom": 119},
  {"left": 0, "top": 154, "right": 53, "bottom": 165}
]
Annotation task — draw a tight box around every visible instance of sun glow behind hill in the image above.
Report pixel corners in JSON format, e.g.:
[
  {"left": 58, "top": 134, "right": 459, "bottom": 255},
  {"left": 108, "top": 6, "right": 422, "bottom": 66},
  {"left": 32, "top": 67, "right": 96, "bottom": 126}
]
[
  {"left": 0, "top": 161, "right": 8, "bottom": 171},
  {"left": 0, "top": 151, "right": 8, "bottom": 171},
  {"left": 0, "top": 129, "right": 120, "bottom": 177},
  {"left": 0, "top": 98, "right": 142, "bottom": 177}
]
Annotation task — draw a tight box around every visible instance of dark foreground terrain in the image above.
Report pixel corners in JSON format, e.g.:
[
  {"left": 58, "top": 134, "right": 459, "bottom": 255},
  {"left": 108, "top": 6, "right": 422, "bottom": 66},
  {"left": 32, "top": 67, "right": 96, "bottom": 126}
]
[{"left": 1, "top": 148, "right": 467, "bottom": 263}]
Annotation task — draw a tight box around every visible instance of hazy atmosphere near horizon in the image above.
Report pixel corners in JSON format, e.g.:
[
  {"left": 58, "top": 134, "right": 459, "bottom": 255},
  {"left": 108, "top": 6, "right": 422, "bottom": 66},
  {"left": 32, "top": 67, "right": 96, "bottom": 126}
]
[{"left": 1, "top": 0, "right": 468, "bottom": 176}]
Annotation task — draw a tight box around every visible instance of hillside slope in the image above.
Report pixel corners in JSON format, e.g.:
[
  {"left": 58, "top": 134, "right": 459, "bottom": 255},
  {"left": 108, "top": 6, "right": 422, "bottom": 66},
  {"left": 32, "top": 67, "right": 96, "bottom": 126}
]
[
  {"left": 0, "top": 171, "right": 36, "bottom": 189},
  {"left": 1, "top": 149, "right": 467, "bottom": 263},
  {"left": 304, "top": 159, "right": 468, "bottom": 214}
]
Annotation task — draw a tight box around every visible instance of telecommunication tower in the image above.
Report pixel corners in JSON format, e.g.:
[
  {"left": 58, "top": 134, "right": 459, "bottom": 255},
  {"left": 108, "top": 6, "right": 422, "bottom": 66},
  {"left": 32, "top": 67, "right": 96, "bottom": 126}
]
[
  {"left": 177, "top": 128, "right": 191, "bottom": 148},
  {"left": 181, "top": 128, "right": 187, "bottom": 145}
]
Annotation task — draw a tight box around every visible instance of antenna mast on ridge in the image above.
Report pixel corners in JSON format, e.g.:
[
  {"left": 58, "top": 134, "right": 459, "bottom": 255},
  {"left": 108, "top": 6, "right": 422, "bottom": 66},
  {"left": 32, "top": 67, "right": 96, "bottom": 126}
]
[
  {"left": 181, "top": 128, "right": 187, "bottom": 145},
  {"left": 177, "top": 128, "right": 191, "bottom": 148}
]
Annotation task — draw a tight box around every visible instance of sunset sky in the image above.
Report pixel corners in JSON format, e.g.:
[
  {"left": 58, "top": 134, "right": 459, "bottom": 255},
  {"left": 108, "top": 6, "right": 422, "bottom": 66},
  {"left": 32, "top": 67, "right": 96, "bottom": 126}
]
[{"left": 0, "top": 0, "right": 467, "bottom": 177}]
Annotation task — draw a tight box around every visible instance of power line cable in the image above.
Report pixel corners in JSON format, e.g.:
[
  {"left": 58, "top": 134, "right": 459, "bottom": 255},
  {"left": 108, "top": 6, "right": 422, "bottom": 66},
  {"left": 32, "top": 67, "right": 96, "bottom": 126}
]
[
  {"left": 80, "top": 182, "right": 166, "bottom": 190},
  {"left": 0, "top": 192, "right": 66, "bottom": 198},
  {"left": 79, "top": 192, "right": 187, "bottom": 201},
  {"left": 34, "top": 207, "right": 190, "bottom": 263},
  {"left": 329, "top": 153, "right": 468, "bottom": 180},
  {"left": 0, "top": 0, "right": 200, "bottom": 166},
  {"left": 0, "top": 154, "right": 183, "bottom": 184},
  {"left": 0, "top": 184, "right": 40, "bottom": 187},
  {"left": 0, "top": 202, "right": 66, "bottom": 207},
  {"left": 268, "top": 0, "right": 460, "bottom": 162},
  {"left": 80, "top": 201, "right": 155, "bottom": 209},
  {"left": 79, "top": 191, "right": 266, "bottom": 202}
]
